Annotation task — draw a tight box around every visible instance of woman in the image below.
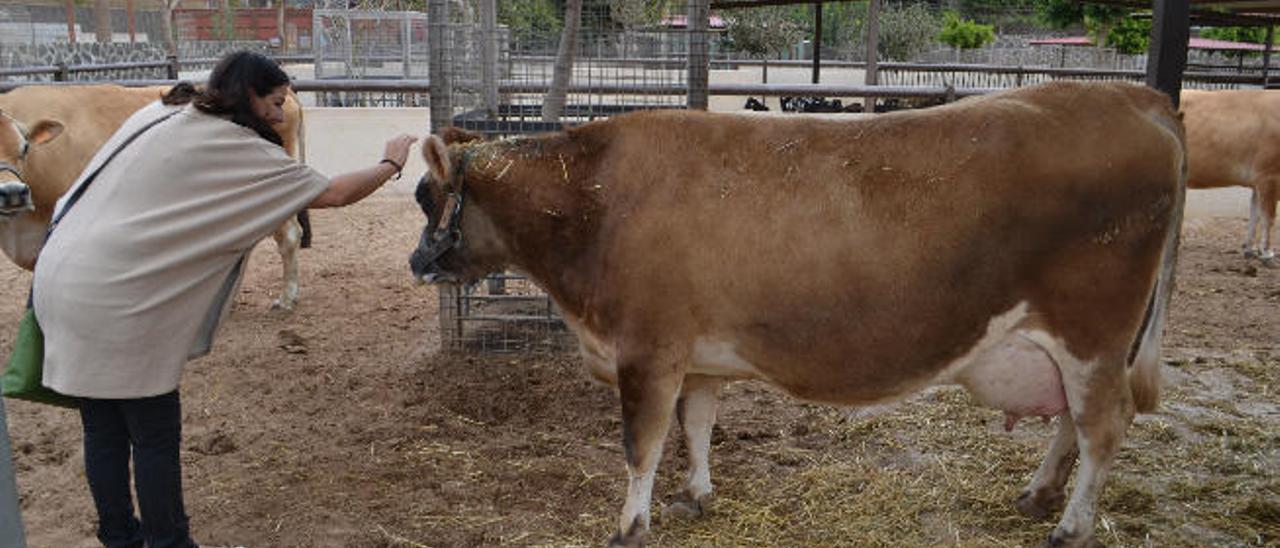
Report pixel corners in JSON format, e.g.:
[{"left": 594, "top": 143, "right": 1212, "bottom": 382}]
[{"left": 31, "top": 51, "right": 416, "bottom": 548}]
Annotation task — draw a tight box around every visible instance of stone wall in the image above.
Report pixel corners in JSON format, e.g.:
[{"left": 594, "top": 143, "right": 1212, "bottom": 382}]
[{"left": 0, "top": 41, "right": 273, "bottom": 82}]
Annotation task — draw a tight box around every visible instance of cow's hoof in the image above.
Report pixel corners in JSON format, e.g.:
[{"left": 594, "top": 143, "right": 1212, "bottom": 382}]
[
  {"left": 1261, "top": 255, "right": 1277, "bottom": 268},
  {"left": 606, "top": 518, "right": 646, "bottom": 548},
  {"left": 662, "top": 490, "right": 713, "bottom": 521},
  {"left": 1243, "top": 248, "right": 1260, "bottom": 259},
  {"left": 1045, "top": 526, "right": 1102, "bottom": 548},
  {"left": 1016, "top": 489, "right": 1063, "bottom": 521},
  {"left": 270, "top": 298, "right": 295, "bottom": 312}
]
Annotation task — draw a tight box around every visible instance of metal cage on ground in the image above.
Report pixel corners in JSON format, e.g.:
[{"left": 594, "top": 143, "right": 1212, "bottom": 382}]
[{"left": 432, "top": 0, "right": 704, "bottom": 353}]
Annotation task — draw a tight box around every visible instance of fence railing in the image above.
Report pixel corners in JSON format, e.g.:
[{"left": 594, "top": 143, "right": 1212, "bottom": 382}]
[{"left": 2, "top": 56, "right": 1271, "bottom": 89}]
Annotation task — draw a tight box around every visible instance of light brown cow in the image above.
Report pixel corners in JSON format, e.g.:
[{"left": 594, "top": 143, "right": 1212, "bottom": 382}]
[
  {"left": 1181, "top": 89, "right": 1279, "bottom": 262},
  {"left": 0, "top": 84, "right": 309, "bottom": 309},
  {"left": 410, "top": 81, "right": 1186, "bottom": 547}
]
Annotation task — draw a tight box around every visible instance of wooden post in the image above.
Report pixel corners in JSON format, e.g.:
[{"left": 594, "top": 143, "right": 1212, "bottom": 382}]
[
  {"left": 277, "top": 0, "right": 287, "bottom": 52},
  {"left": 687, "top": 0, "right": 710, "bottom": 110},
  {"left": 1263, "top": 26, "right": 1274, "bottom": 88},
  {"left": 64, "top": 0, "right": 77, "bottom": 43},
  {"left": 864, "top": 0, "right": 881, "bottom": 111},
  {"left": 1145, "top": 0, "right": 1190, "bottom": 107},
  {"left": 166, "top": 54, "right": 179, "bottom": 80},
  {"left": 126, "top": 0, "right": 136, "bottom": 43},
  {"left": 428, "top": 0, "right": 452, "bottom": 131},
  {"left": 402, "top": 11, "right": 412, "bottom": 80},
  {"left": 313, "top": 8, "right": 324, "bottom": 103},
  {"left": 811, "top": 2, "right": 822, "bottom": 84},
  {"left": 480, "top": 0, "right": 499, "bottom": 119},
  {"left": 0, "top": 397, "right": 27, "bottom": 548}
]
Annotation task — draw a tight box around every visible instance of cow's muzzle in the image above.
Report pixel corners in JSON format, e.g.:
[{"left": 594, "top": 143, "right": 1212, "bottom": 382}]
[
  {"left": 0, "top": 163, "right": 33, "bottom": 216},
  {"left": 409, "top": 225, "right": 462, "bottom": 285},
  {"left": 409, "top": 171, "right": 469, "bottom": 285}
]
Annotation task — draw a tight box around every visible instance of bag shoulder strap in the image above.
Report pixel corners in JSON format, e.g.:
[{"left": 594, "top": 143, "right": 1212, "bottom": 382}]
[{"left": 50, "top": 108, "right": 181, "bottom": 229}]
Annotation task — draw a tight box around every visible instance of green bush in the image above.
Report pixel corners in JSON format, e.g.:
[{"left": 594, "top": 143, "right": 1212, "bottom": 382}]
[
  {"left": 939, "top": 11, "right": 996, "bottom": 50},
  {"left": 1107, "top": 17, "right": 1150, "bottom": 55}
]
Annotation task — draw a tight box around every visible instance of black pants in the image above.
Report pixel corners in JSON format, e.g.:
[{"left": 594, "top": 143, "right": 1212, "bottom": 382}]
[{"left": 79, "top": 391, "right": 196, "bottom": 548}]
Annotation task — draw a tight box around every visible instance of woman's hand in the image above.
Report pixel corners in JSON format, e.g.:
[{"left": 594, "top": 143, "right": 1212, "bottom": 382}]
[{"left": 382, "top": 134, "right": 419, "bottom": 171}]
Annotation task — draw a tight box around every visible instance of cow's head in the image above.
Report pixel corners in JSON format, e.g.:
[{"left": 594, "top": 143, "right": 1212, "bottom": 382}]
[
  {"left": 0, "top": 109, "right": 64, "bottom": 216},
  {"left": 409, "top": 127, "right": 506, "bottom": 285}
]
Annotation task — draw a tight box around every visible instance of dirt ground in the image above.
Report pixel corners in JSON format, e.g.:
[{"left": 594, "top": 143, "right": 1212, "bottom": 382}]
[{"left": 3, "top": 195, "right": 1277, "bottom": 548}]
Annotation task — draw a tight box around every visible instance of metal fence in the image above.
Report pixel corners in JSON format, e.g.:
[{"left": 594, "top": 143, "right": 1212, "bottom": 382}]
[{"left": 2, "top": 10, "right": 1273, "bottom": 353}]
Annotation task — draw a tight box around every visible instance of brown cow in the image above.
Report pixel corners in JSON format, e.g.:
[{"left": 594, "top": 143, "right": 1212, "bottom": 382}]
[
  {"left": 0, "top": 84, "right": 309, "bottom": 309},
  {"left": 410, "top": 81, "right": 1186, "bottom": 547},
  {"left": 1181, "top": 89, "right": 1279, "bottom": 262}
]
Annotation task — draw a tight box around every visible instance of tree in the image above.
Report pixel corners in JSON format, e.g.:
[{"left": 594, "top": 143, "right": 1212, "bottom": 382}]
[
  {"left": 94, "top": 0, "right": 112, "bottom": 42},
  {"left": 939, "top": 11, "right": 995, "bottom": 50},
  {"left": 499, "top": 0, "right": 562, "bottom": 49},
  {"left": 542, "top": 0, "right": 582, "bottom": 123},
  {"left": 607, "top": 0, "right": 671, "bottom": 28},
  {"left": 160, "top": 0, "right": 181, "bottom": 55},
  {"left": 722, "top": 5, "right": 806, "bottom": 59},
  {"left": 1035, "top": 0, "right": 1130, "bottom": 55},
  {"left": 878, "top": 3, "right": 942, "bottom": 61},
  {"left": 1106, "top": 16, "right": 1150, "bottom": 55}
]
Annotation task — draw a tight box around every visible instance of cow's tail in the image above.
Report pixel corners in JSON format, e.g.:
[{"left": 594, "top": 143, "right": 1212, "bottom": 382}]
[
  {"left": 1129, "top": 110, "right": 1187, "bottom": 414},
  {"left": 296, "top": 101, "right": 313, "bottom": 249}
]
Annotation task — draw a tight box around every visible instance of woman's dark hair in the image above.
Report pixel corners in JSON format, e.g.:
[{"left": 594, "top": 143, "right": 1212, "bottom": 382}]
[{"left": 162, "top": 50, "right": 291, "bottom": 147}]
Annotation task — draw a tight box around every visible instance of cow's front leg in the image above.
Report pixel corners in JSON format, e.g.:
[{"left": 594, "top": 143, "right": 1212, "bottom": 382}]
[
  {"left": 270, "top": 216, "right": 303, "bottom": 310},
  {"left": 609, "top": 349, "right": 686, "bottom": 548},
  {"left": 664, "top": 374, "right": 722, "bottom": 520}
]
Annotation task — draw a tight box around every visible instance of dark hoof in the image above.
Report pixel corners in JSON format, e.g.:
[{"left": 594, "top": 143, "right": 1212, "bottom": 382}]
[
  {"left": 606, "top": 518, "right": 646, "bottom": 548},
  {"left": 1243, "top": 248, "right": 1260, "bottom": 259},
  {"left": 1045, "top": 527, "right": 1102, "bottom": 548},
  {"left": 1016, "top": 489, "right": 1063, "bottom": 521},
  {"left": 662, "top": 490, "right": 714, "bottom": 521}
]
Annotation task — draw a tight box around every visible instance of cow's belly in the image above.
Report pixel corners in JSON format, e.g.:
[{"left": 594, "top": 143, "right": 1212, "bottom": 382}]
[{"left": 563, "top": 302, "right": 1068, "bottom": 429}]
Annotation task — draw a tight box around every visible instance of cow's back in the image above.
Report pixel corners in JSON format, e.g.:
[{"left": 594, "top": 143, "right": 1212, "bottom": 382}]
[
  {"left": 579, "top": 82, "right": 1183, "bottom": 403},
  {"left": 1181, "top": 89, "right": 1280, "bottom": 189},
  {"left": 0, "top": 85, "right": 166, "bottom": 220},
  {"left": 0, "top": 84, "right": 303, "bottom": 222}
]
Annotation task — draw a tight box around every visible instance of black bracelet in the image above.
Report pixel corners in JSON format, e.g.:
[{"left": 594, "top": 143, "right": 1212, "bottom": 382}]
[{"left": 380, "top": 158, "right": 403, "bottom": 180}]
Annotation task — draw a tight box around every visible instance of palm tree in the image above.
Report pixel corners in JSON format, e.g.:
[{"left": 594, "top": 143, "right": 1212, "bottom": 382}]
[{"left": 541, "top": 0, "right": 582, "bottom": 123}]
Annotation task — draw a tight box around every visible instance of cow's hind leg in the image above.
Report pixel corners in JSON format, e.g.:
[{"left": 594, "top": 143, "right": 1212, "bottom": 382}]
[
  {"left": 1048, "top": 354, "right": 1135, "bottom": 548},
  {"left": 1017, "top": 414, "right": 1078, "bottom": 521},
  {"left": 609, "top": 347, "right": 687, "bottom": 548},
  {"left": 1257, "top": 180, "right": 1277, "bottom": 265},
  {"left": 1244, "top": 188, "right": 1261, "bottom": 258},
  {"left": 664, "top": 374, "right": 722, "bottom": 520},
  {"left": 270, "top": 217, "right": 303, "bottom": 310}
]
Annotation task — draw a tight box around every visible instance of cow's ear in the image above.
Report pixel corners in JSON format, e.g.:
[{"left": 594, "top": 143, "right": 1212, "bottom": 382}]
[
  {"left": 439, "top": 126, "right": 482, "bottom": 145},
  {"left": 27, "top": 120, "right": 64, "bottom": 146},
  {"left": 422, "top": 135, "right": 452, "bottom": 184}
]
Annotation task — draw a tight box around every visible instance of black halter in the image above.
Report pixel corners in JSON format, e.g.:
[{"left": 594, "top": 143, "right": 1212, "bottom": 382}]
[{"left": 410, "top": 151, "right": 473, "bottom": 275}]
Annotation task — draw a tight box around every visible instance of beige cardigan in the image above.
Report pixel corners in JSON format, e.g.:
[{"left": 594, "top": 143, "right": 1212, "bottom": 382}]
[{"left": 33, "top": 102, "right": 329, "bottom": 398}]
